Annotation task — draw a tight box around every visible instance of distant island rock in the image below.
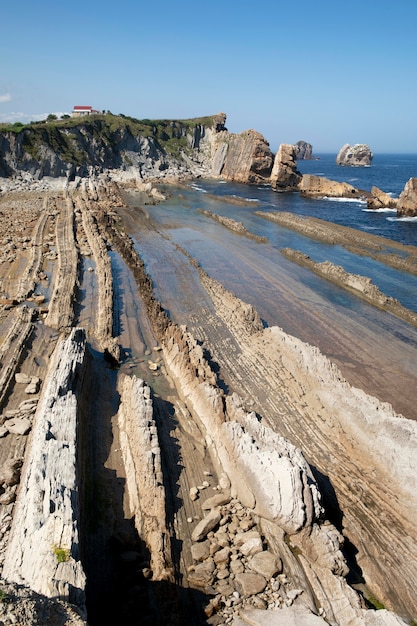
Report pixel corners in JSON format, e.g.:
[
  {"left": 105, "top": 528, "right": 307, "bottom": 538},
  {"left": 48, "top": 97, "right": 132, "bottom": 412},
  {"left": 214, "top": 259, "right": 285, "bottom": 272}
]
[
  {"left": 294, "top": 141, "right": 314, "bottom": 160},
  {"left": 336, "top": 143, "right": 373, "bottom": 166}
]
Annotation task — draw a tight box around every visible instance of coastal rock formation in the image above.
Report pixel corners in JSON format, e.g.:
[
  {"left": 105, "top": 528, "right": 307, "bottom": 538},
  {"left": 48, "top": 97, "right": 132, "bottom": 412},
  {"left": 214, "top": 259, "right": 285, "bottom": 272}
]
[
  {"left": 280, "top": 248, "right": 417, "bottom": 328},
  {"left": 3, "top": 328, "right": 88, "bottom": 612},
  {"left": 336, "top": 143, "right": 373, "bottom": 166},
  {"left": 397, "top": 177, "right": 417, "bottom": 217},
  {"left": 367, "top": 185, "right": 398, "bottom": 210},
  {"left": 298, "top": 173, "right": 361, "bottom": 197},
  {"left": 162, "top": 324, "right": 323, "bottom": 532},
  {"left": 211, "top": 129, "right": 274, "bottom": 184},
  {"left": 270, "top": 144, "right": 302, "bottom": 190},
  {"left": 117, "top": 374, "right": 173, "bottom": 581},
  {"left": 294, "top": 140, "right": 314, "bottom": 160}
]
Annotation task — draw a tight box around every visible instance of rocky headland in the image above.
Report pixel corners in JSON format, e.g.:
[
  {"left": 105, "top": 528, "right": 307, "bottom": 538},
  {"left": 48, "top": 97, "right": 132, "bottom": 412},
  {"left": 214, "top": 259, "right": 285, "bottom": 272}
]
[{"left": 0, "top": 114, "right": 416, "bottom": 625}]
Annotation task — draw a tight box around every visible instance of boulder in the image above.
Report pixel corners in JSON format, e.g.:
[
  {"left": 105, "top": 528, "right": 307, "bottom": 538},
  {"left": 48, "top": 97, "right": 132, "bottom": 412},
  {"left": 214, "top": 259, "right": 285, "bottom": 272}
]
[
  {"left": 367, "top": 186, "right": 398, "bottom": 210},
  {"left": 397, "top": 177, "right": 417, "bottom": 217},
  {"left": 270, "top": 144, "right": 302, "bottom": 190},
  {"left": 5, "top": 417, "right": 31, "bottom": 435},
  {"left": 299, "top": 174, "right": 360, "bottom": 198},
  {"left": 336, "top": 143, "right": 373, "bottom": 166},
  {"left": 233, "top": 605, "right": 328, "bottom": 625},
  {"left": 191, "top": 509, "right": 222, "bottom": 542},
  {"left": 249, "top": 550, "right": 282, "bottom": 578},
  {"left": 234, "top": 572, "right": 267, "bottom": 596}
]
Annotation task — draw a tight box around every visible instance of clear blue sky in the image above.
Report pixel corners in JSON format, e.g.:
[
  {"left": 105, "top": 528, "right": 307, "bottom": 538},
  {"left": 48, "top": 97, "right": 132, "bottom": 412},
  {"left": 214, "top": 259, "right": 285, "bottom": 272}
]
[{"left": 1, "top": 0, "right": 416, "bottom": 153}]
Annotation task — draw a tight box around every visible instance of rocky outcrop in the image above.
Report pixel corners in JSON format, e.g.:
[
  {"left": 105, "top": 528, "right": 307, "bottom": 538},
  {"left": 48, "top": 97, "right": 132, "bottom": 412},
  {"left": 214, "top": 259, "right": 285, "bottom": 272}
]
[
  {"left": 117, "top": 374, "right": 173, "bottom": 581},
  {"left": 3, "top": 328, "right": 88, "bottom": 613},
  {"left": 77, "top": 181, "right": 121, "bottom": 362},
  {"left": 162, "top": 324, "right": 323, "bottom": 533},
  {"left": 211, "top": 129, "right": 274, "bottom": 184},
  {"left": 294, "top": 140, "right": 314, "bottom": 160},
  {"left": 270, "top": 144, "right": 302, "bottom": 190},
  {"left": 397, "top": 177, "right": 417, "bottom": 217},
  {"left": 298, "top": 174, "right": 362, "bottom": 198},
  {"left": 336, "top": 143, "right": 373, "bottom": 166},
  {"left": 367, "top": 185, "right": 398, "bottom": 210},
  {"left": 198, "top": 209, "right": 268, "bottom": 243},
  {"left": 280, "top": 248, "right": 417, "bottom": 328},
  {"left": 202, "top": 273, "right": 417, "bottom": 621},
  {"left": 44, "top": 196, "right": 79, "bottom": 331}
]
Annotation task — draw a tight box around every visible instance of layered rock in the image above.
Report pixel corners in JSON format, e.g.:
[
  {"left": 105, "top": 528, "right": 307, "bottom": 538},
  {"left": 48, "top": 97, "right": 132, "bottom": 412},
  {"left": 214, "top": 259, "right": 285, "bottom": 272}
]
[
  {"left": 367, "top": 185, "right": 398, "bottom": 210},
  {"left": 397, "top": 177, "right": 417, "bottom": 217},
  {"left": 116, "top": 374, "right": 173, "bottom": 581},
  {"left": 294, "top": 140, "right": 314, "bottom": 160},
  {"left": 270, "top": 144, "right": 302, "bottom": 190},
  {"left": 298, "top": 174, "right": 361, "bottom": 198},
  {"left": 44, "top": 196, "right": 78, "bottom": 331},
  {"left": 336, "top": 143, "right": 373, "bottom": 166},
  {"left": 2, "top": 328, "right": 87, "bottom": 612},
  {"left": 162, "top": 324, "right": 323, "bottom": 533},
  {"left": 211, "top": 129, "right": 274, "bottom": 184}
]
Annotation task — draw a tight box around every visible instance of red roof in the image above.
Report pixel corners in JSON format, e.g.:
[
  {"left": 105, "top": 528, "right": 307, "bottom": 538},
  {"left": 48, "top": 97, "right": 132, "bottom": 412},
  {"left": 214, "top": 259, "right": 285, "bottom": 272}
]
[{"left": 73, "top": 105, "right": 92, "bottom": 110}]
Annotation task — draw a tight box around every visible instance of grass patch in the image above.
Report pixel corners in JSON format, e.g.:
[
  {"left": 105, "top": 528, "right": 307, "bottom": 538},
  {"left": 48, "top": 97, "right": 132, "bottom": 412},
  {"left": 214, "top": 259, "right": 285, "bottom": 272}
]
[{"left": 52, "top": 545, "right": 71, "bottom": 563}]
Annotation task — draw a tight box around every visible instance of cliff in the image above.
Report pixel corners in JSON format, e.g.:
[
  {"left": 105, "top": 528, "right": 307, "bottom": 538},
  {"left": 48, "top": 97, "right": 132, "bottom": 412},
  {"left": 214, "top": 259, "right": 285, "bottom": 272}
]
[
  {"left": 0, "top": 113, "right": 276, "bottom": 188},
  {"left": 211, "top": 129, "right": 274, "bottom": 184},
  {"left": 0, "top": 113, "right": 226, "bottom": 185}
]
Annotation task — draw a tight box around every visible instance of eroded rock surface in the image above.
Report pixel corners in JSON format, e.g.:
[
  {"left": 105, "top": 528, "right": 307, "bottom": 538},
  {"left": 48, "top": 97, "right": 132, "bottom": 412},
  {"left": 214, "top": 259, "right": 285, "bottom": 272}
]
[
  {"left": 294, "top": 140, "right": 314, "bottom": 160},
  {"left": 397, "top": 177, "right": 417, "bottom": 217},
  {"left": 270, "top": 143, "right": 302, "bottom": 190},
  {"left": 336, "top": 143, "right": 373, "bottom": 166},
  {"left": 212, "top": 129, "right": 274, "bottom": 184},
  {"left": 2, "top": 328, "right": 87, "bottom": 613}
]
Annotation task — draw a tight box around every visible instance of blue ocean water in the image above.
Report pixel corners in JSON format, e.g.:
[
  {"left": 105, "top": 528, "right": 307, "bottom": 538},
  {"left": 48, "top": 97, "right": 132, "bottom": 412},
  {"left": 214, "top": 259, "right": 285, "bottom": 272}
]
[
  {"left": 196, "top": 154, "right": 417, "bottom": 246},
  {"left": 149, "top": 154, "right": 417, "bottom": 314}
]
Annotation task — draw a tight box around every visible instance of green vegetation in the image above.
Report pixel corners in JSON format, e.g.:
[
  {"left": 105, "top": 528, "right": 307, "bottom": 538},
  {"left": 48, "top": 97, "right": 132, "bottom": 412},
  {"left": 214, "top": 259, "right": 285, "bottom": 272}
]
[
  {"left": 0, "top": 112, "right": 217, "bottom": 163},
  {"left": 52, "top": 545, "right": 71, "bottom": 563},
  {"left": 0, "top": 588, "right": 10, "bottom": 603}
]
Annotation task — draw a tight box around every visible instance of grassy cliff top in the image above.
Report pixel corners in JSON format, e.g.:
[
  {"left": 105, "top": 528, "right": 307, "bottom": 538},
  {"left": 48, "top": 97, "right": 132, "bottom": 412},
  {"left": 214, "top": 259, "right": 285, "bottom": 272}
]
[
  {"left": 0, "top": 112, "right": 218, "bottom": 136},
  {"left": 0, "top": 112, "right": 221, "bottom": 161}
]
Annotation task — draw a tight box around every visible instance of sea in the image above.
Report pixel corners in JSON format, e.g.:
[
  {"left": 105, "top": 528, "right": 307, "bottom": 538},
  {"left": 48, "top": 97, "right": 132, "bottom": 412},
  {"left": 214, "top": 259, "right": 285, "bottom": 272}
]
[
  {"left": 142, "top": 153, "right": 417, "bottom": 314},
  {"left": 123, "top": 154, "right": 417, "bottom": 416}
]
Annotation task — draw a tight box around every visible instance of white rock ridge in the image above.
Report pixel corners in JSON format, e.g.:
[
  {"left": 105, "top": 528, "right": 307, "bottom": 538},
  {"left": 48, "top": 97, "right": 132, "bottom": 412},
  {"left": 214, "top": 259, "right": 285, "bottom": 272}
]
[{"left": 2, "top": 328, "right": 87, "bottom": 613}]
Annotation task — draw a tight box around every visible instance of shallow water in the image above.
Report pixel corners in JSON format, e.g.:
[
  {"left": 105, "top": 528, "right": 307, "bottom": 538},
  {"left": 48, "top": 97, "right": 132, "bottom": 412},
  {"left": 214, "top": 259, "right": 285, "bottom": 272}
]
[{"left": 121, "top": 181, "right": 417, "bottom": 420}]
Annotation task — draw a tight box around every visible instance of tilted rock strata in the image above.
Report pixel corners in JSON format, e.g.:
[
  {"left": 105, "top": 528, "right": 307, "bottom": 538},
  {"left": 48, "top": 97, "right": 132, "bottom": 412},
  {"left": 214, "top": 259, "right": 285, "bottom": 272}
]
[
  {"left": 255, "top": 210, "right": 417, "bottom": 275},
  {"left": 198, "top": 209, "right": 268, "bottom": 243},
  {"left": 281, "top": 248, "right": 417, "bottom": 328},
  {"left": 0, "top": 306, "right": 35, "bottom": 410},
  {"left": 211, "top": 129, "right": 274, "bottom": 184},
  {"left": 270, "top": 143, "right": 302, "bottom": 190},
  {"left": 162, "top": 323, "right": 323, "bottom": 533},
  {"left": 76, "top": 182, "right": 121, "bottom": 362},
  {"left": 117, "top": 374, "right": 173, "bottom": 581},
  {"left": 44, "top": 196, "right": 78, "bottom": 330},
  {"left": 397, "top": 177, "right": 417, "bottom": 217},
  {"left": 199, "top": 270, "right": 417, "bottom": 620},
  {"left": 3, "top": 328, "right": 87, "bottom": 612},
  {"left": 336, "top": 143, "right": 373, "bottom": 166}
]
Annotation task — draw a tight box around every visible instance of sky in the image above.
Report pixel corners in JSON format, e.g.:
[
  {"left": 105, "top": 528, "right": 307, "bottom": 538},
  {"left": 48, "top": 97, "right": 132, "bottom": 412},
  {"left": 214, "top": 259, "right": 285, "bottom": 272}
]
[{"left": 1, "top": 0, "right": 416, "bottom": 153}]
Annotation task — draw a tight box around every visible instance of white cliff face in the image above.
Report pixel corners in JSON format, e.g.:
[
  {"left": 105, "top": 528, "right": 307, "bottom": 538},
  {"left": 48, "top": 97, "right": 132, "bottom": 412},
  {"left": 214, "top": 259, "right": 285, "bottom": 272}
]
[{"left": 2, "top": 329, "right": 87, "bottom": 613}]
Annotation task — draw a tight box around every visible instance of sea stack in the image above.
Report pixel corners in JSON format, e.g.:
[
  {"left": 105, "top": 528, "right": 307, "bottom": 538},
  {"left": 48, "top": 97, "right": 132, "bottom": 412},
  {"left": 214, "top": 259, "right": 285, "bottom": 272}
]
[{"left": 336, "top": 143, "right": 373, "bottom": 166}]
